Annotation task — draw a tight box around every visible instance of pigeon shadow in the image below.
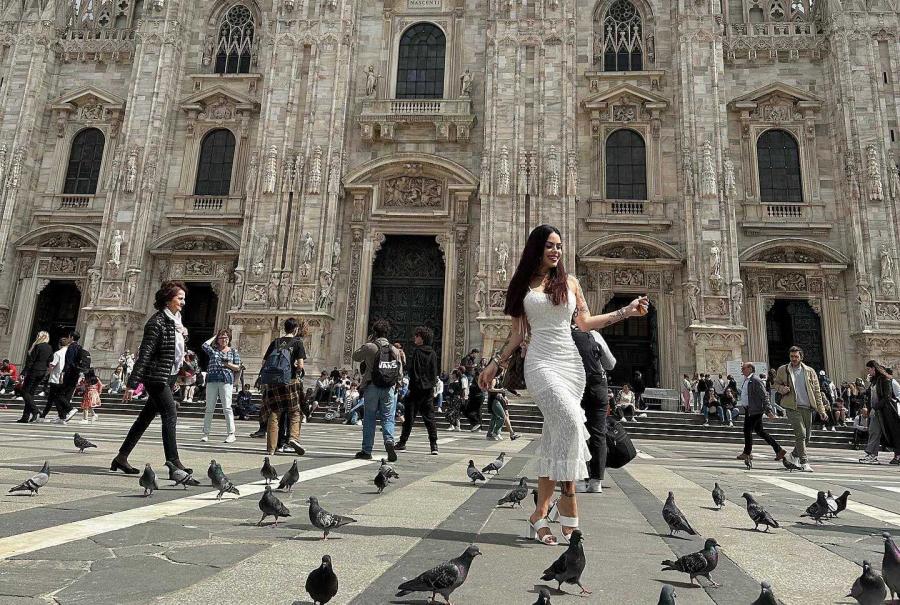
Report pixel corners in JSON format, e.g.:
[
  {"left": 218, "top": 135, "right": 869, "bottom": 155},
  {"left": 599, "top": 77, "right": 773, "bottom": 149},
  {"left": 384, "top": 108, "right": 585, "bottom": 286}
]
[
  {"left": 700, "top": 506, "right": 723, "bottom": 511},
  {"left": 645, "top": 532, "right": 693, "bottom": 541},
  {"left": 390, "top": 599, "right": 436, "bottom": 605},
  {"left": 434, "top": 480, "right": 509, "bottom": 490},
  {"left": 652, "top": 579, "right": 701, "bottom": 590},
  {"left": 728, "top": 527, "right": 771, "bottom": 533},
  {"left": 117, "top": 493, "right": 153, "bottom": 499},
  {"left": 290, "top": 600, "right": 315, "bottom": 605}
]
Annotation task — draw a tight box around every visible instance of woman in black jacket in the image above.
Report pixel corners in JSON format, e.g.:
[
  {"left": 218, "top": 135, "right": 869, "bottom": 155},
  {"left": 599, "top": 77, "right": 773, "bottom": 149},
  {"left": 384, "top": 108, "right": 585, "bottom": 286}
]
[
  {"left": 111, "top": 281, "right": 192, "bottom": 475},
  {"left": 17, "top": 331, "right": 53, "bottom": 423}
]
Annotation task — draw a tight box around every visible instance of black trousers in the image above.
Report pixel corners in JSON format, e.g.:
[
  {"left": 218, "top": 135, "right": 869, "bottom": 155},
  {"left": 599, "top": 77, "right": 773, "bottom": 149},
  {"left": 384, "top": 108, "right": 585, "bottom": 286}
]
[
  {"left": 399, "top": 387, "right": 438, "bottom": 447},
  {"left": 18, "top": 374, "right": 45, "bottom": 420},
  {"left": 742, "top": 413, "right": 782, "bottom": 455},
  {"left": 41, "top": 383, "right": 73, "bottom": 418},
  {"left": 119, "top": 380, "right": 181, "bottom": 463},
  {"left": 463, "top": 392, "right": 483, "bottom": 428},
  {"left": 582, "top": 375, "right": 608, "bottom": 481}
]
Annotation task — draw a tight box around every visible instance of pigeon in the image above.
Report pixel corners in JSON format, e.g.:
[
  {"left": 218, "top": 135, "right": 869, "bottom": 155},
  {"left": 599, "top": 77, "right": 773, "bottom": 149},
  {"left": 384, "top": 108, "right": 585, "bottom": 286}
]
[
  {"left": 661, "top": 538, "right": 721, "bottom": 587},
  {"left": 662, "top": 491, "right": 697, "bottom": 536},
  {"left": 781, "top": 456, "right": 802, "bottom": 472},
  {"left": 497, "top": 477, "right": 529, "bottom": 508},
  {"left": 277, "top": 459, "right": 300, "bottom": 492},
  {"left": 741, "top": 493, "right": 779, "bottom": 532},
  {"left": 834, "top": 490, "right": 851, "bottom": 517},
  {"left": 751, "top": 581, "right": 782, "bottom": 605},
  {"left": 306, "top": 554, "right": 338, "bottom": 604},
  {"left": 260, "top": 456, "right": 279, "bottom": 484},
  {"left": 73, "top": 433, "right": 97, "bottom": 453},
  {"left": 8, "top": 461, "right": 50, "bottom": 496},
  {"left": 379, "top": 458, "right": 399, "bottom": 481},
  {"left": 848, "top": 560, "right": 888, "bottom": 605},
  {"left": 467, "top": 460, "right": 486, "bottom": 483},
  {"left": 258, "top": 485, "right": 290, "bottom": 526},
  {"left": 712, "top": 483, "right": 726, "bottom": 510},
  {"left": 164, "top": 461, "right": 200, "bottom": 489},
  {"left": 207, "top": 459, "right": 239, "bottom": 499},
  {"left": 883, "top": 532, "right": 900, "bottom": 601},
  {"left": 826, "top": 490, "right": 839, "bottom": 516},
  {"left": 9, "top": 461, "right": 50, "bottom": 496},
  {"left": 540, "top": 529, "right": 590, "bottom": 595},
  {"left": 139, "top": 463, "right": 159, "bottom": 497},
  {"left": 374, "top": 468, "right": 390, "bottom": 494},
  {"left": 308, "top": 496, "right": 356, "bottom": 539},
  {"left": 800, "top": 491, "right": 830, "bottom": 524},
  {"left": 743, "top": 455, "right": 753, "bottom": 470},
  {"left": 534, "top": 587, "right": 552, "bottom": 605},
  {"left": 658, "top": 584, "right": 677, "bottom": 605},
  {"left": 396, "top": 545, "right": 482, "bottom": 604},
  {"left": 482, "top": 452, "right": 507, "bottom": 474}
]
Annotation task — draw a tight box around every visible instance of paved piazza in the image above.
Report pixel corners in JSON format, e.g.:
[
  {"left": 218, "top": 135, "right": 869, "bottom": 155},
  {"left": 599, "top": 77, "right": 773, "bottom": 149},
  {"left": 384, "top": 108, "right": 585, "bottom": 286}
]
[{"left": 0, "top": 412, "right": 897, "bottom": 604}]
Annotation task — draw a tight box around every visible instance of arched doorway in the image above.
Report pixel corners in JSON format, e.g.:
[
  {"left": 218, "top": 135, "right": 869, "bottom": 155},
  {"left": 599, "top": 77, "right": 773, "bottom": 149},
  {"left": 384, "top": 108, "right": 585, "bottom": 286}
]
[
  {"left": 30, "top": 281, "right": 82, "bottom": 352},
  {"left": 601, "top": 295, "right": 658, "bottom": 387},
  {"left": 367, "top": 235, "right": 445, "bottom": 367},
  {"left": 182, "top": 282, "right": 219, "bottom": 369},
  {"left": 766, "top": 299, "right": 824, "bottom": 371}
]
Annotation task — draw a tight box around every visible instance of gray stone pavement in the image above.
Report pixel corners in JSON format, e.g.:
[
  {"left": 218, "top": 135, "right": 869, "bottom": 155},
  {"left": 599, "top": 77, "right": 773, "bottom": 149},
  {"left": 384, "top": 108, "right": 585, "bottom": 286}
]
[{"left": 0, "top": 410, "right": 898, "bottom": 604}]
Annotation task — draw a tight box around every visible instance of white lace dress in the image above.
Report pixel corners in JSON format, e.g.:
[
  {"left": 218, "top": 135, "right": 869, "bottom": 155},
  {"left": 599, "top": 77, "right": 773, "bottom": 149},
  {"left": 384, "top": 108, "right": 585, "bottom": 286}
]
[{"left": 523, "top": 287, "right": 591, "bottom": 481}]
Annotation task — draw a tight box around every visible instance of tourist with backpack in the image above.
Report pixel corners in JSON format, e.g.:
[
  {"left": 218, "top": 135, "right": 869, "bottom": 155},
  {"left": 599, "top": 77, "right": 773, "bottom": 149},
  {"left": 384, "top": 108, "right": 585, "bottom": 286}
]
[
  {"left": 396, "top": 326, "right": 440, "bottom": 455},
  {"left": 352, "top": 319, "right": 403, "bottom": 461},
  {"left": 258, "top": 318, "right": 307, "bottom": 457}
]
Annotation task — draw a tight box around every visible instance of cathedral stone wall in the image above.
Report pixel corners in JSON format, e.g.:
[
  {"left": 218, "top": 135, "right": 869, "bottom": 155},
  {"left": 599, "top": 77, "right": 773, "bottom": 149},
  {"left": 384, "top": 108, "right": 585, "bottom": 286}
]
[{"left": 0, "top": 0, "right": 899, "bottom": 387}]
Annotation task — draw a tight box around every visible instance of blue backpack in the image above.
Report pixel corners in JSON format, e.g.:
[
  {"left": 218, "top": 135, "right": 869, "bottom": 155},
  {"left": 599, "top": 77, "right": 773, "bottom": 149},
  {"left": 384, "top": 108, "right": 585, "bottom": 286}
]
[{"left": 259, "top": 340, "right": 293, "bottom": 385}]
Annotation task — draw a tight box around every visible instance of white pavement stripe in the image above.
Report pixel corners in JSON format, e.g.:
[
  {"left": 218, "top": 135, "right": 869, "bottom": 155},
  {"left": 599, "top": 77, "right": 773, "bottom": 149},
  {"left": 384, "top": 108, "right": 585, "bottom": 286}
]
[
  {"left": 635, "top": 450, "right": 655, "bottom": 459},
  {"left": 435, "top": 437, "right": 458, "bottom": 445},
  {"left": 0, "top": 458, "right": 373, "bottom": 561},
  {"left": 755, "top": 475, "right": 900, "bottom": 528},
  {"left": 875, "top": 486, "right": 900, "bottom": 494}
]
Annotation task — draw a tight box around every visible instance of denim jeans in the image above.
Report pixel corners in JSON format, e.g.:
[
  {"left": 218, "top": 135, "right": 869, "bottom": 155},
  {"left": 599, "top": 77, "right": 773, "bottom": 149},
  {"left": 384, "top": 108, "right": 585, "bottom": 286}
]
[
  {"left": 703, "top": 404, "right": 724, "bottom": 423},
  {"left": 203, "top": 382, "right": 235, "bottom": 436},
  {"left": 434, "top": 393, "right": 443, "bottom": 412},
  {"left": 345, "top": 401, "right": 364, "bottom": 424},
  {"left": 361, "top": 383, "right": 396, "bottom": 454}
]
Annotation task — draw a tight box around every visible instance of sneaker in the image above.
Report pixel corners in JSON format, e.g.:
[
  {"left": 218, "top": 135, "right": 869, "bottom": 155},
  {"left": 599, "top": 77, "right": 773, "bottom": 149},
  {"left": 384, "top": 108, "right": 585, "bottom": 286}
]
[
  {"left": 510, "top": 433, "right": 520, "bottom": 440},
  {"left": 42, "top": 417, "right": 53, "bottom": 423},
  {"left": 859, "top": 454, "right": 880, "bottom": 464},
  {"left": 249, "top": 430, "right": 266, "bottom": 438},
  {"left": 470, "top": 424, "right": 482, "bottom": 432},
  {"left": 54, "top": 418, "right": 67, "bottom": 424},
  {"left": 727, "top": 422, "right": 734, "bottom": 427},
  {"left": 702, "top": 422, "right": 709, "bottom": 427},
  {"left": 288, "top": 439, "right": 305, "bottom": 456},
  {"left": 890, "top": 457, "right": 900, "bottom": 466},
  {"left": 200, "top": 434, "right": 209, "bottom": 443},
  {"left": 801, "top": 463, "right": 814, "bottom": 472},
  {"left": 385, "top": 441, "right": 397, "bottom": 463},
  {"left": 91, "top": 413, "right": 99, "bottom": 423},
  {"left": 447, "top": 426, "right": 456, "bottom": 432},
  {"left": 785, "top": 451, "right": 800, "bottom": 468},
  {"left": 736, "top": 453, "right": 751, "bottom": 461},
  {"left": 224, "top": 434, "right": 236, "bottom": 444},
  {"left": 486, "top": 434, "right": 499, "bottom": 441},
  {"left": 430, "top": 448, "right": 439, "bottom": 456},
  {"left": 64, "top": 408, "right": 78, "bottom": 422},
  {"left": 355, "top": 451, "right": 372, "bottom": 460},
  {"left": 638, "top": 413, "right": 648, "bottom": 418},
  {"left": 830, "top": 427, "right": 836, "bottom": 432},
  {"left": 586, "top": 479, "right": 602, "bottom": 493},
  {"left": 355, "top": 420, "right": 362, "bottom": 426}
]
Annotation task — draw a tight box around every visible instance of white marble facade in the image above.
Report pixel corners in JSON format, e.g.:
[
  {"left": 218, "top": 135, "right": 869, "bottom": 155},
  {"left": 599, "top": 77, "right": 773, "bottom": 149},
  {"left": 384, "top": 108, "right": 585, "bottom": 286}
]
[{"left": 0, "top": 0, "right": 900, "bottom": 385}]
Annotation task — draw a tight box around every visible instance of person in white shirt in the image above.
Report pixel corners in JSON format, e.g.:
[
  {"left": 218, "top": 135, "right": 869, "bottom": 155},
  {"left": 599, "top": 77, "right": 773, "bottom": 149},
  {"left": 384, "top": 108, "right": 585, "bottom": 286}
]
[
  {"left": 433, "top": 375, "right": 445, "bottom": 412},
  {"left": 42, "top": 335, "right": 77, "bottom": 423}
]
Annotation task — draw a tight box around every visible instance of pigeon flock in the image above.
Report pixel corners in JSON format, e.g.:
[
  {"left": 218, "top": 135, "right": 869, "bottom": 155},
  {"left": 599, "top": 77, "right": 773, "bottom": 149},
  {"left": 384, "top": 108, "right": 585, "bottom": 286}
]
[{"left": 6, "top": 433, "right": 900, "bottom": 604}]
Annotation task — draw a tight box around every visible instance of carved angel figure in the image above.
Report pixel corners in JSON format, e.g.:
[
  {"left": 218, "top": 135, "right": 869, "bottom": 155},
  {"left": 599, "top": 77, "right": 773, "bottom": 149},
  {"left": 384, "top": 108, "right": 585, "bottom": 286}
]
[{"left": 108, "top": 230, "right": 124, "bottom": 267}]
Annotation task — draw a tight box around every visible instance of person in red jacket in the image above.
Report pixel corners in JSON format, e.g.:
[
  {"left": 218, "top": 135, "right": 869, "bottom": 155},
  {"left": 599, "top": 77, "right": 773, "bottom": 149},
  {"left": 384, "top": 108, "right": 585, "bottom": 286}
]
[{"left": 0, "top": 359, "right": 19, "bottom": 393}]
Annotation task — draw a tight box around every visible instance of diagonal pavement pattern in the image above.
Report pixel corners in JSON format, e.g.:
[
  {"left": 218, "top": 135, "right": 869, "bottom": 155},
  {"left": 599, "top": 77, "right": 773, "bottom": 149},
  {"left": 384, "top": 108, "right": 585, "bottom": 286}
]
[{"left": 0, "top": 410, "right": 898, "bottom": 604}]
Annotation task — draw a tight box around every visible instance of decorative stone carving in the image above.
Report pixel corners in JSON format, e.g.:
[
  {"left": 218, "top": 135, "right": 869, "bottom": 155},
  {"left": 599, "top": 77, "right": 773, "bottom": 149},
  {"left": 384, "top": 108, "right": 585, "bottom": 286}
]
[
  {"left": 302, "top": 233, "right": 316, "bottom": 264},
  {"left": 808, "top": 298, "right": 822, "bottom": 316},
  {"left": 459, "top": 68, "right": 473, "bottom": 98},
  {"left": 107, "top": 230, "right": 124, "bottom": 268},
  {"left": 267, "top": 274, "right": 281, "bottom": 308},
  {"left": 614, "top": 268, "right": 644, "bottom": 286},
  {"left": 881, "top": 244, "right": 895, "bottom": 295},
  {"left": 124, "top": 147, "right": 138, "bottom": 193},
  {"left": 474, "top": 277, "right": 487, "bottom": 314},
  {"left": 230, "top": 270, "right": 244, "bottom": 309},
  {"left": 38, "top": 233, "right": 90, "bottom": 249},
  {"left": 124, "top": 269, "right": 139, "bottom": 306},
  {"left": 0, "top": 307, "right": 8, "bottom": 327},
  {"left": 876, "top": 302, "right": 900, "bottom": 322},
  {"left": 700, "top": 140, "right": 716, "bottom": 197},
  {"left": 730, "top": 282, "right": 744, "bottom": 323},
  {"left": 263, "top": 145, "right": 277, "bottom": 194},
  {"left": 889, "top": 151, "right": 900, "bottom": 201},
  {"left": 479, "top": 155, "right": 490, "bottom": 196},
  {"left": 773, "top": 273, "right": 807, "bottom": 292},
  {"left": 489, "top": 290, "right": 507, "bottom": 310},
  {"left": 754, "top": 247, "right": 822, "bottom": 264},
  {"left": 685, "top": 283, "right": 700, "bottom": 323},
  {"left": 566, "top": 151, "right": 577, "bottom": 197},
  {"left": 308, "top": 146, "right": 322, "bottom": 194},
  {"left": 0, "top": 143, "right": 7, "bottom": 191},
  {"left": 704, "top": 297, "right": 729, "bottom": 317},
  {"left": 6, "top": 147, "right": 22, "bottom": 190},
  {"left": 252, "top": 232, "right": 270, "bottom": 277},
  {"left": 94, "top": 329, "right": 115, "bottom": 352},
  {"left": 331, "top": 240, "right": 341, "bottom": 268},
  {"left": 87, "top": 269, "right": 101, "bottom": 305},
  {"left": 723, "top": 155, "right": 736, "bottom": 199},
  {"left": 495, "top": 241, "right": 509, "bottom": 283},
  {"left": 328, "top": 155, "right": 342, "bottom": 198},
  {"left": 867, "top": 144, "right": 884, "bottom": 202},
  {"left": 846, "top": 153, "right": 860, "bottom": 201},
  {"left": 172, "top": 238, "right": 229, "bottom": 251},
  {"left": 858, "top": 285, "right": 873, "bottom": 328},
  {"left": 364, "top": 65, "right": 380, "bottom": 97},
  {"left": 184, "top": 259, "right": 213, "bottom": 276},
  {"left": 245, "top": 284, "right": 266, "bottom": 304},
  {"left": 497, "top": 145, "right": 510, "bottom": 195},
  {"left": 382, "top": 176, "right": 443, "bottom": 208},
  {"left": 517, "top": 150, "right": 528, "bottom": 195},
  {"left": 317, "top": 269, "right": 334, "bottom": 311},
  {"left": 708, "top": 241, "right": 723, "bottom": 293},
  {"left": 681, "top": 146, "right": 694, "bottom": 195},
  {"left": 599, "top": 244, "right": 654, "bottom": 260}
]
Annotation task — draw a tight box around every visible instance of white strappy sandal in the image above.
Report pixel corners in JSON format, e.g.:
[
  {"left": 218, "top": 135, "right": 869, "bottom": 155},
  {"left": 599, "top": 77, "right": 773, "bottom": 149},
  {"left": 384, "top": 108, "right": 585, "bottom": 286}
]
[
  {"left": 525, "top": 517, "right": 558, "bottom": 545},
  {"left": 547, "top": 498, "right": 560, "bottom": 522},
  {"left": 557, "top": 514, "right": 580, "bottom": 545}
]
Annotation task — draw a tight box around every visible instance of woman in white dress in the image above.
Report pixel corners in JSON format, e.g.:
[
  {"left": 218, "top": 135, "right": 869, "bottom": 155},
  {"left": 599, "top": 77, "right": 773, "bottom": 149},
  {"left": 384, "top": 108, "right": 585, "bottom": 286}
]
[{"left": 479, "top": 225, "right": 647, "bottom": 545}]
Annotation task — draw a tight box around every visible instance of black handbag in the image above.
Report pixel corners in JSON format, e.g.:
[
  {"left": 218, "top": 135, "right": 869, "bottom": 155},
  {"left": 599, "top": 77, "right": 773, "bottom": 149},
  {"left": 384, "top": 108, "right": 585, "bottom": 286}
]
[
  {"left": 606, "top": 416, "right": 637, "bottom": 469},
  {"left": 501, "top": 346, "right": 527, "bottom": 391}
]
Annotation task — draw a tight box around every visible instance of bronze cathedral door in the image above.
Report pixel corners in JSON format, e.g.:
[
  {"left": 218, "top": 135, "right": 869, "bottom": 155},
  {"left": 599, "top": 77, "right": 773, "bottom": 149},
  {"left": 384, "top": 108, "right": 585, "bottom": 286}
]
[{"left": 368, "top": 235, "right": 445, "bottom": 368}]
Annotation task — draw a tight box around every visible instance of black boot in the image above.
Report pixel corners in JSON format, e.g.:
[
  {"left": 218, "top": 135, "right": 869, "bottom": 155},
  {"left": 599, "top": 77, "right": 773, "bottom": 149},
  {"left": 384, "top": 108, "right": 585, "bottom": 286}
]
[{"left": 110, "top": 455, "right": 139, "bottom": 474}]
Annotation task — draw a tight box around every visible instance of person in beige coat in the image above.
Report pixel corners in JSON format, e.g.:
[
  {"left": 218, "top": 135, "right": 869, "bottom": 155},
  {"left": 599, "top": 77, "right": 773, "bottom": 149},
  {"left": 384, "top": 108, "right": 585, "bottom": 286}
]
[{"left": 773, "top": 345, "right": 828, "bottom": 471}]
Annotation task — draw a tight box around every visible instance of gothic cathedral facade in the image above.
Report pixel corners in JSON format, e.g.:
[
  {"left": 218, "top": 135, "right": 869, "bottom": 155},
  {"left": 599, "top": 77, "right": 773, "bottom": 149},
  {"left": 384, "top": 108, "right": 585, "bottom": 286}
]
[{"left": 0, "top": 0, "right": 899, "bottom": 386}]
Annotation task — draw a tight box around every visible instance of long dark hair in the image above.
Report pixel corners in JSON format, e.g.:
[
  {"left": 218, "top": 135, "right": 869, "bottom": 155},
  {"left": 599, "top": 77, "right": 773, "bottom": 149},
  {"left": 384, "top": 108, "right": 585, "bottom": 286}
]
[{"left": 503, "top": 225, "right": 569, "bottom": 318}]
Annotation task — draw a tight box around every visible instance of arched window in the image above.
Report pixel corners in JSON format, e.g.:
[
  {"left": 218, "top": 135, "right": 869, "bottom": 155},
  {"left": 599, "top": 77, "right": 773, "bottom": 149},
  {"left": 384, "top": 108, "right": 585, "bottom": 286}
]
[
  {"left": 601, "top": 0, "right": 643, "bottom": 72},
  {"left": 396, "top": 23, "right": 446, "bottom": 99},
  {"left": 757, "top": 129, "right": 802, "bottom": 203},
  {"left": 64, "top": 128, "right": 105, "bottom": 195},
  {"left": 194, "top": 129, "right": 236, "bottom": 196},
  {"left": 605, "top": 129, "right": 647, "bottom": 200},
  {"left": 215, "top": 4, "right": 254, "bottom": 74}
]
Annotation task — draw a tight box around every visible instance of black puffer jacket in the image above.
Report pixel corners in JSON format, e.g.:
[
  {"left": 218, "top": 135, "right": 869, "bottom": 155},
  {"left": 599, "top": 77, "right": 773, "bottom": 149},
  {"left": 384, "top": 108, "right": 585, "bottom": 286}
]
[{"left": 127, "top": 310, "right": 177, "bottom": 388}]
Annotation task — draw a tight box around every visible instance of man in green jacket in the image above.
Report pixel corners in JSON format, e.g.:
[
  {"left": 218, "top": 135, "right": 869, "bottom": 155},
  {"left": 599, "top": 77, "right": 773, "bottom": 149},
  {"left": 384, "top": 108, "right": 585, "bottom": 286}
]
[{"left": 773, "top": 345, "right": 828, "bottom": 472}]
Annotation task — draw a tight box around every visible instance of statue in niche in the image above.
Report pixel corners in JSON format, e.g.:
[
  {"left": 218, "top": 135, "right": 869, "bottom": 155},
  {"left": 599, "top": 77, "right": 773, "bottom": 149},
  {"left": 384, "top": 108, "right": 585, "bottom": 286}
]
[
  {"left": 474, "top": 278, "right": 487, "bottom": 314},
  {"left": 317, "top": 270, "right": 334, "bottom": 311},
  {"left": 124, "top": 148, "right": 138, "bottom": 193},
  {"left": 302, "top": 233, "right": 316, "bottom": 264},
  {"left": 731, "top": 282, "right": 744, "bottom": 323},
  {"left": 267, "top": 275, "right": 281, "bottom": 308},
  {"left": 496, "top": 242, "right": 510, "bottom": 283},
  {"left": 87, "top": 269, "right": 101, "bottom": 305},
  {"left": 459, "top": 68, "right": 473, "bottom": 97},
  {"left": 682, "top": 147, "right": 694, "bottom": 195},
  {"left": 685, "top": 283, "right": 700, "bottom": 323},
  {"left": 364, "top": 65, "right": 380, "bottom": 97},
  {"left": 331, "top": 240, "right": 341, "bottom": 267},
  {"left": 230, "top": 271, "right": 244, "bottom": 309},
  {"left": 881, "top": 244, "right": 894, "bottom": 285},
  {"left": 108, "top": 230, "right": 124, "bottom": 267},
  {"left": 723, "top": 155, "right": 736, "bottom": 198}
]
